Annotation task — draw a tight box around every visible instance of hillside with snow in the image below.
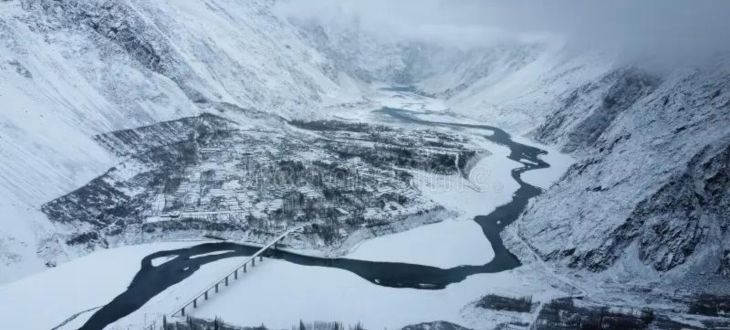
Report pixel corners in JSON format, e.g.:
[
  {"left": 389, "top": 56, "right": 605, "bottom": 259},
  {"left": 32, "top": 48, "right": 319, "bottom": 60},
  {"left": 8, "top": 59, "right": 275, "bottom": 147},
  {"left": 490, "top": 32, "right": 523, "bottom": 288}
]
[
  {"left": 1, "top": 0, "right": 729, "bottom": 329},
  {"left": 0, "top": 0, "right": 362, "bottom": 282}
]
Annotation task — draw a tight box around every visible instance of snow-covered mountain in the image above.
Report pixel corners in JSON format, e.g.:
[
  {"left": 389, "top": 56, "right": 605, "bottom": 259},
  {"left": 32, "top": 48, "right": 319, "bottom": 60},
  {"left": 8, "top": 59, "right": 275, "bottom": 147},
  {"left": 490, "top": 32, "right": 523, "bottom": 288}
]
[
  {"left": 1, "top": 0, "right": 729, "bottom": 326},
  {"left": 521, "top": 62, "right": 730, "bottom": 290}
]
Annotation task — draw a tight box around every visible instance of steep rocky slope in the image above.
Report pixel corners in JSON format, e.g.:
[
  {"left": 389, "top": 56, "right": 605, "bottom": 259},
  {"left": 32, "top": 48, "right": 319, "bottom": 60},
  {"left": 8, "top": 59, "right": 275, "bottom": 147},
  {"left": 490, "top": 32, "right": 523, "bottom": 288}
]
[{"left": 517, "top": 61, "right": 730, "bottom": 291}]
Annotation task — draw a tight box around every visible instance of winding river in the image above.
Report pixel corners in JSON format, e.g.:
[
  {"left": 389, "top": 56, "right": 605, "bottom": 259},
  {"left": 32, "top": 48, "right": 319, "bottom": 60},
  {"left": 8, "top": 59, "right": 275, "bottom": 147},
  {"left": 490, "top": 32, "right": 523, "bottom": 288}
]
[{"left": 79, "top": 107, "right": 550, "bottom": 330}]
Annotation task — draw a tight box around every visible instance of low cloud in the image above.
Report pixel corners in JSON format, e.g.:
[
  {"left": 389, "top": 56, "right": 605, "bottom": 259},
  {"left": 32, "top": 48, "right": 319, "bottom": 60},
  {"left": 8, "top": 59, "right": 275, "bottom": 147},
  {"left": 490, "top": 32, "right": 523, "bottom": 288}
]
[{"left": 276, "top": 0, "right": 730, "bottom": 66}]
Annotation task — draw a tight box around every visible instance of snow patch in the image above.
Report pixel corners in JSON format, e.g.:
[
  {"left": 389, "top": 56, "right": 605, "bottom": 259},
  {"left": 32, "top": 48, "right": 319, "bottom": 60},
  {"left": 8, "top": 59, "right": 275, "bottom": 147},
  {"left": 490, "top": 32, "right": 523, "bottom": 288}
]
[{"left": 347, "top": 216, "right": 493, "bottom": 268}]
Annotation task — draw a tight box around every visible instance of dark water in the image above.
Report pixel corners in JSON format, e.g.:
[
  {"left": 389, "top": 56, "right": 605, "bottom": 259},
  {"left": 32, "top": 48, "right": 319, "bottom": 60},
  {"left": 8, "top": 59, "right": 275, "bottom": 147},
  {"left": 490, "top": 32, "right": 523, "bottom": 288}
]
[
  {"left": 378, "top": 86, "right": 420, "bottom": 93},
  {"left": 79, "top": 107, "right": 549, "bottom": 330}
]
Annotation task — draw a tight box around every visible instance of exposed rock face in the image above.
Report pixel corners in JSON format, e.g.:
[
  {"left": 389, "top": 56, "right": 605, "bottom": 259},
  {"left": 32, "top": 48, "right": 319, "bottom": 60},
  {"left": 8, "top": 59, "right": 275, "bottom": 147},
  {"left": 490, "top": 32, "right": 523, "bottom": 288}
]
[
  {"left": 536, "top": 68, "right": 660, "bottom": 153},
  {"left": 634, "top": 141, "right": 730, "bottom": 271},
  {"left": 25, "top": 0, "right": 210, "bottom": 102},
  {"left": 567, "top": 139, "right": 730, "bottom": 272},
  {"left": 34, "top": 0, "right": 166, "bottom": 71},
  {"left": 720, "top": 250, "right": 730, "bottom": 277},
  {"left": 519, "top": 62, "right": 730, "bottom": 281}
]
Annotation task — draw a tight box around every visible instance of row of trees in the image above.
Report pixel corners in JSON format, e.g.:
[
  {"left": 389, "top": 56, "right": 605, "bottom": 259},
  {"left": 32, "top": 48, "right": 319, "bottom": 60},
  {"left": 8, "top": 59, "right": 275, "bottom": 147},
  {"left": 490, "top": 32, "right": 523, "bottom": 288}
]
[{"left": 160, "top": 316, "right": 366, "bottom": 330}]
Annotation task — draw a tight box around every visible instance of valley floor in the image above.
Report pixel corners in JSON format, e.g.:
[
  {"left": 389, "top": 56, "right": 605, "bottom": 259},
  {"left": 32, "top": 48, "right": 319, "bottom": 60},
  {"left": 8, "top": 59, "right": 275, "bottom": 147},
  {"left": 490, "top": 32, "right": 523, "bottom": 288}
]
[
  {"left": 11, "top": 89, "right": 727, "bottom": 330},
  {"left": 5, "top": 89, "right": 727, "bottom": 329},
  {"left": 0, "top": 89, "right": 577, "bottom": 330}
]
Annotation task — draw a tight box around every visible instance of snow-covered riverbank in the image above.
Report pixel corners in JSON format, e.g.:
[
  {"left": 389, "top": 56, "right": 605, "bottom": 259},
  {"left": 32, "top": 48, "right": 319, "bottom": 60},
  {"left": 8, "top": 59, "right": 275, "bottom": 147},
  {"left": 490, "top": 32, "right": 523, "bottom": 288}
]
[
  {"left": 347, "top": 216, "right": 492, "bottom": 268},
  {"left": 346, "top": 139, "right": 520, "bottom": 268}
]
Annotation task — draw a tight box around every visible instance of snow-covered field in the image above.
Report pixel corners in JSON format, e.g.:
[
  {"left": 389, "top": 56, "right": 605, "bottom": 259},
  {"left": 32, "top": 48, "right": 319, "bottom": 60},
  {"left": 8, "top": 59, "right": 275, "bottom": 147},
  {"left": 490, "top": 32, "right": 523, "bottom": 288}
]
[
  {"left": 189, "top": 259, "right": 558, "bottom": 330},
  {"left": 347, "top": 216, "right": 492, "bottom": 268}
]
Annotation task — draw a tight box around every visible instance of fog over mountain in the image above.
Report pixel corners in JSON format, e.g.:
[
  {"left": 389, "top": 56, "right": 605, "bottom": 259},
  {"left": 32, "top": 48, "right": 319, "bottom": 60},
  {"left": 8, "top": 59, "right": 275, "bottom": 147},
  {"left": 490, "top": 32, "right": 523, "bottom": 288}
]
[
  {"left": 0, "top": 1, "right": 729, "bottom": 329},
  {"left": 278, "top": 0, "right": 730, "bottom": 69}
]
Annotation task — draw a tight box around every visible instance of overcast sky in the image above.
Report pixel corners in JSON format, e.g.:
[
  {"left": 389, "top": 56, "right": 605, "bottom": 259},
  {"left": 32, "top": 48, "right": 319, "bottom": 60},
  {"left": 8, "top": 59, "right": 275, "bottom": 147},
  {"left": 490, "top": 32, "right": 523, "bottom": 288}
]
[{"left": 277, "top": 0, "right": 730, "bottom": 67}]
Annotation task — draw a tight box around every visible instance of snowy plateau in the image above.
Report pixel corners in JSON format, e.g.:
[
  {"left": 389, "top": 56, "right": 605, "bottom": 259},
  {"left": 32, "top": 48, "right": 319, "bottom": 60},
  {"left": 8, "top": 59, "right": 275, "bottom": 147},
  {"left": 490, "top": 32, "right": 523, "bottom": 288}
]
[{"left": 0, "top": 0, "right": 729, "bottom": 329}]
